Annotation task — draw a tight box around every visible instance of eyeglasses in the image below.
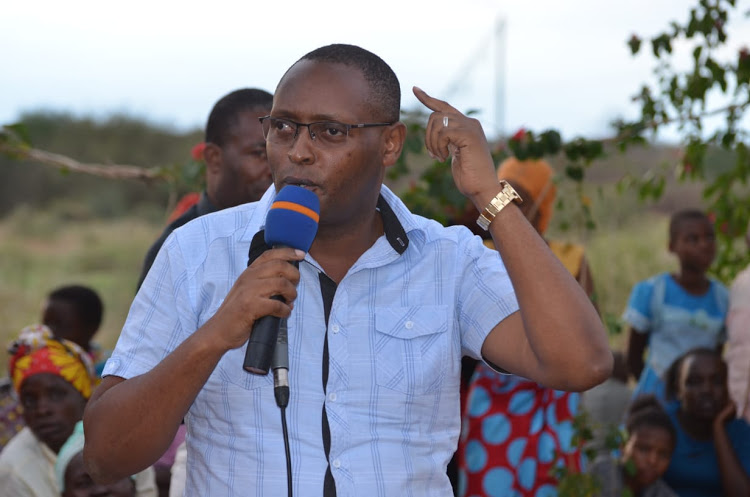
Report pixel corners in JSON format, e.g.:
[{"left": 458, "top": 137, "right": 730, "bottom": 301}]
[{"left": 259, "top": 116, "right": 394, "bottom": 147}]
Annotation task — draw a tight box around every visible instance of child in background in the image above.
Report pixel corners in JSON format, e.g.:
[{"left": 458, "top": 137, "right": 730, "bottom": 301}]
[
  {"left": 55, "top": 421, "right": 137, "bottom": 497},
  {"left": 588, "top": 395, "right": 677, "bottom": 497},
  {"left": 0, "top": 284, "right": 107, "bottom": 453},
  {"left": 662, "top": 348, "right": 750, "bottom": 497},
  {"left": 41, "top": 284, "right": 110, "bottom": 378},
  {"left": 624, "top": 209, "right": 728, "bottom": 402}
]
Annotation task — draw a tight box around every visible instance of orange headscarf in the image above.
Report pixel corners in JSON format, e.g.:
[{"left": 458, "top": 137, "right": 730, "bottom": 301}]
[
  {"left": 496, "top": 157, "right": 557, "bottom": 234},
  {"left": 8, "top": 324, "right": 95, "bottom": 399}
]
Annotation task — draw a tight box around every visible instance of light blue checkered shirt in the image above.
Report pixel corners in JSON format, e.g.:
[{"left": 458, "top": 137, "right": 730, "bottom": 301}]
[{"left": 103, "top": 184, "right": 519, "bottom": 496}]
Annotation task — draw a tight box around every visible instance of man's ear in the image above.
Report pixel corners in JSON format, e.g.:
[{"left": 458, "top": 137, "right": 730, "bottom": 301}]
[
  {"left": 381, "top": 122, "right": 406, "bottom": 168},
  {"left": 203, "top": 143, "right": 222, "bottom": 174}
]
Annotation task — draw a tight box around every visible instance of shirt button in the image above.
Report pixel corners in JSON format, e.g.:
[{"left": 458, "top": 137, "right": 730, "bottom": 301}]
[
  {"left": 405, "top": 321, "right": 414, "bottom": 329},
  {"left": 332, "top": 459, "right": 341, "bottom": 468},
  {"left": 331, "top": 324, "right": 340, "bottom": 333},
  {"left": 328, "top": 392, "right": 337, "bottom": 402}
]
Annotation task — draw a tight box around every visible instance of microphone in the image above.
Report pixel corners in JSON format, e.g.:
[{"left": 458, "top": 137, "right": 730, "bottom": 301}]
[
  {"left": 243, "top": 185, "right": 319, "bottom": 376},
  {"left": 272, "top": 318, "right": 290, "bottom": 407}
]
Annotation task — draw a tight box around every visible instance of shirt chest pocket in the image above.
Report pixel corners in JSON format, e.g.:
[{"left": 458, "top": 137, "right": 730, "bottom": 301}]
[{"left": 373, "top": 305, "right": 449, "bottom": 395}]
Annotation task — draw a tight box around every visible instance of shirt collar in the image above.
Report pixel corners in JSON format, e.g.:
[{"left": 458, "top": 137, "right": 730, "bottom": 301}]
[{"left": 241, "top": 184, "right": 410, "bottom": 255}]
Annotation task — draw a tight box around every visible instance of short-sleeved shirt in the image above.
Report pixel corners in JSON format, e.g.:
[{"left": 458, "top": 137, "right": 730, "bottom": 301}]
[
  {"left": 663, "top": 401, "right": 750, "bottom": 497},
  {"left": 622, "top": 273, "right": 728, "bottom": 376},
  {"left": 103, "top": 184, "right": 519, "bottom": 497}
]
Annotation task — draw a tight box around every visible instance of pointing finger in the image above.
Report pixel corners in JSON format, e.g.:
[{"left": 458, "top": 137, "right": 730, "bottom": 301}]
[{"left": 413, "top": 86, "right": 459, "bottom": 114}]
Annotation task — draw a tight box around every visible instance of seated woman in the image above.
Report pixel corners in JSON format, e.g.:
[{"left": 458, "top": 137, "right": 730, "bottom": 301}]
[
  {"left": 588, "top": 394, "right": 677, "bottom": 497},
  {"left": 0, "top": 325, "right": 157, "bottom": 497},
  {"left": 55, "top": 420, "right": 136, "bottom": 497},
  {"left": 662, "top": 347, "right": 750, "bottom": 497}
]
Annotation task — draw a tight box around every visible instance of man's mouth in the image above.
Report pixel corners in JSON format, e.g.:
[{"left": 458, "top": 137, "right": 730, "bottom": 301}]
[{"left": 283, "top": 178, "right": 317, "bottom": 190}]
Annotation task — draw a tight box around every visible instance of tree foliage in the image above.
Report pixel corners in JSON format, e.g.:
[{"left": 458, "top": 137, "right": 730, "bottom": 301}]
[
  {"left": 392, "top": 0, "right": 750, "bottom": 283},
  {"left": 618, "top": 0, "right": 750, "bottom": 282}
]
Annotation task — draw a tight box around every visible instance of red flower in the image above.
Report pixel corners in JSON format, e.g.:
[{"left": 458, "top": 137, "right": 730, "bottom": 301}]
[
  {"left": 511, "top": 128, "right": 526, "bottom": 142},
  {"left": 683, "top": 162, "right": 693, "bottom": 173},
  {"left": 707, "top": 212, "right": 716, "bottom": 223},
  {"left": 191, "top": 142, "right": 206, "bottom": 161},
  {"left": 719, "top": 221, "right": 729, "bottom": 234}
]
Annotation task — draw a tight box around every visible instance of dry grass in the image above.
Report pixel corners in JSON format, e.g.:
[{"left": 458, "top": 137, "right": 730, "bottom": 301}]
[{"left": 0, "top": 206, "right": 161, "bottom": 374}]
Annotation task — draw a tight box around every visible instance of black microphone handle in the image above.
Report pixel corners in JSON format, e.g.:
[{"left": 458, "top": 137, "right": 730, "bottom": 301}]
[
  {"left": 272, "top": 318, "right": 289, "bottom": 372},
  {"left": 243, "top": 295, "right": 284, "bottom": 375}
]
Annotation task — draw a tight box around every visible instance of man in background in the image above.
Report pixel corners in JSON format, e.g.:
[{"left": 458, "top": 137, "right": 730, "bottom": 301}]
[{"left": 137, "top": 88, "right": 273, "bottom": 290}]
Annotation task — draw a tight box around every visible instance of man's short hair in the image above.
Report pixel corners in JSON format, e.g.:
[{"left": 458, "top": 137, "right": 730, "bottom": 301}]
[
  {"left": 288, "top": 44, "right": 401, "bottom": 123},
  {"left": 47, "top": 284, "right": 104, "bottom": 332},
  {"left": 205, "top": 88, "right": 273, "bottom": 146}
]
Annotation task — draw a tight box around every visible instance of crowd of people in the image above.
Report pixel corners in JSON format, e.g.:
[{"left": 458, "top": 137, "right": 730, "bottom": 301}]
[{"left": 0, "top": 43, "right": 748, "bottom": 497}]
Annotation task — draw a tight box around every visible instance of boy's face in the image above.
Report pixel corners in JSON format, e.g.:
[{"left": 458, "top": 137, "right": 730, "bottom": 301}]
[
  {"left": 42, "top": 298, "right": 90, "bottom": 349},
  {"left": 668, "top": 218, "right": 716, "bottom": 272},
  {"left": 623, "top": 425, "right": 673, "bottom": 489}
]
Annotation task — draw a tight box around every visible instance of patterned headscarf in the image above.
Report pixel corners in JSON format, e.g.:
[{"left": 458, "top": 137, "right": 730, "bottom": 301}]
[
  {"left": 497, "top": 157, "right": 557, "bottom": 235},
  {"left": 8, "top": 324, "right": 95, "bottom": 399}
]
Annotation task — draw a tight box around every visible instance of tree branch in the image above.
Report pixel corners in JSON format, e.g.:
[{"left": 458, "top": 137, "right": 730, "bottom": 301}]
[{"left": 0, "top": 143, "right": 164, "bottom": 183}]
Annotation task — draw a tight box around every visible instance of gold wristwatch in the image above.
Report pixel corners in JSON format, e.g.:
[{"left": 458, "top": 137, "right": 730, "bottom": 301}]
[{"left": 476, "top": 180, "right": 523, "bottom": 231}]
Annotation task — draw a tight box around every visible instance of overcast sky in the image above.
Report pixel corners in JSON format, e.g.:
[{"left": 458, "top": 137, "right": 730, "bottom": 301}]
[{"left": 3, "top": 0, "right": 748, "bottom": 142}]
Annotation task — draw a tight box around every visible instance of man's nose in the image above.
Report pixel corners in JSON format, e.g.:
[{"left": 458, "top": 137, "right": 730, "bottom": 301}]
[{"left": 287, "top": 126, "right": 316, "bottom": 165}]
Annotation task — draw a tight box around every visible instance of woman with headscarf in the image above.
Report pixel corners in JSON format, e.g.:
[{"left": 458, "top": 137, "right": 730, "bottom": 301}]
[
  {"left": 456, "top": 157, "right": 596, "bottom": 497},
  {"left": 0, "top": 325, "right": 156, "bottom": 497}
]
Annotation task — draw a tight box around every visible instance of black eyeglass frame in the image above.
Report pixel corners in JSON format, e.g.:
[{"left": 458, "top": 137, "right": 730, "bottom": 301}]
[{"left": 259, "top": 116, "right": 395, "bottom": 143}]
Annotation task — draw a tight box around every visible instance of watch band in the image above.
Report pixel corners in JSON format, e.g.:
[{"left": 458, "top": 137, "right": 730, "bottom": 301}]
[{"left": 476, "top": 180, "right": 523, "bottom": 231}]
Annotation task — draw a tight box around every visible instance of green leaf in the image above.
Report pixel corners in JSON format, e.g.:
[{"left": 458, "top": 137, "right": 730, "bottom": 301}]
[
  {"left": 627, "top": 34, "right": 642, "bottom": 55},
  {"left": 565, "top": 165, "right": 585, "bottom": 182}
]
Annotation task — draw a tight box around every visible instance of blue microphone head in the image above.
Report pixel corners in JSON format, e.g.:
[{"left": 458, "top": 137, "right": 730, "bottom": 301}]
[{"left": 264, "top": 185, "right": 320, "bottom": 251}]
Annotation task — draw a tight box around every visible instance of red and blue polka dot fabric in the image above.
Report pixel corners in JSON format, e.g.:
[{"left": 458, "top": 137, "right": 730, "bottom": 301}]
[{"left": 458, "top": 364, "right": 583, "bottom": 497}]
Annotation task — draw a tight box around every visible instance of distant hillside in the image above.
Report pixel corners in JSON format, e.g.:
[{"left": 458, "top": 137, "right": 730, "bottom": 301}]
[
  {"left": 2, "top": 112, "right": 719, "bottom": 225},
  {"left": 0, "top": 111, "right": 203, "bottom": 219}
]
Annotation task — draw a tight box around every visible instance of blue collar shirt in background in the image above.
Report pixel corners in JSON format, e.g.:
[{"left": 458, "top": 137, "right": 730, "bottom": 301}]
[{"left": 103, "top": 184, "right": 519, "bottom": 497}]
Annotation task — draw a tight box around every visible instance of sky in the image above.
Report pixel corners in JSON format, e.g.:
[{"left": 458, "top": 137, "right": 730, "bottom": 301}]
[{"left": 3, "top": 0, "right": 749, "bottom": 142}]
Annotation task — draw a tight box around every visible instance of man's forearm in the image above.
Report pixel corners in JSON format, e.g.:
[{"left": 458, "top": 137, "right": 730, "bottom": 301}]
[
  {"left": 84, "top": 321, "right": 228, "bottom": 483},
  {"left": 484, "top": 204, "right": 611, "bottom": 390}
]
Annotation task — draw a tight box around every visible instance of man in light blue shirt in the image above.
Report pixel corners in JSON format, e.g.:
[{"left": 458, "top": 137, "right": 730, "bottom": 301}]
[{"left": 83, "top": 44, "right": 611, "bottom": 496}]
